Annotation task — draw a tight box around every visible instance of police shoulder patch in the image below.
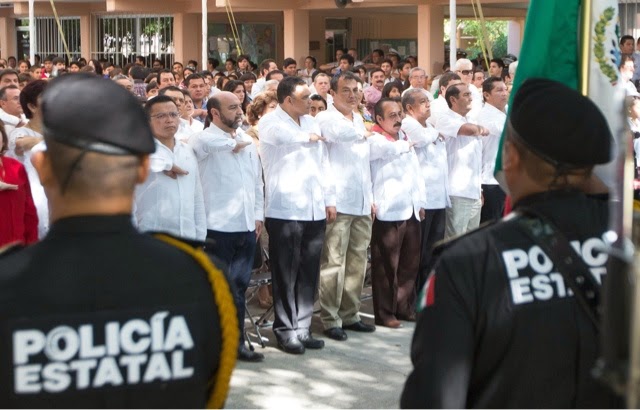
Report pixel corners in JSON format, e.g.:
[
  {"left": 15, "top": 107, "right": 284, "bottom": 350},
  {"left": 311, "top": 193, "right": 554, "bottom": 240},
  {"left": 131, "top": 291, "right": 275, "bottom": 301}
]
[{"left": 0, "top": 241, "right": 25, "bottom": 258}]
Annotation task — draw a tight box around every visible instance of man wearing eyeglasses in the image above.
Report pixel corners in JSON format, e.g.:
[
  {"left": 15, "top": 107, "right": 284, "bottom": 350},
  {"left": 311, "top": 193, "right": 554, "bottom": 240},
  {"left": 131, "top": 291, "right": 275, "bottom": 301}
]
[
  {"left": 455, "top": 58, "right": 482, "bottom": 120},
  {"left": 401, "top": 67, "right": 434, "bottom": 102},
  {"left": 133, "top": 95, "right": 206, "bottom": 242}
]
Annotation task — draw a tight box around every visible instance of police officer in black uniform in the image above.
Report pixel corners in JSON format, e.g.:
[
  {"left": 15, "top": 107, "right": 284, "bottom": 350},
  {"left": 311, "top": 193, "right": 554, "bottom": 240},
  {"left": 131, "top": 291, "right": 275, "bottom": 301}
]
[
  {"left": 0, "top": 74, "right": 238, "bottom": 408},
  {"left": 401, "top": 78, "right": 623, "bottom": 408}
]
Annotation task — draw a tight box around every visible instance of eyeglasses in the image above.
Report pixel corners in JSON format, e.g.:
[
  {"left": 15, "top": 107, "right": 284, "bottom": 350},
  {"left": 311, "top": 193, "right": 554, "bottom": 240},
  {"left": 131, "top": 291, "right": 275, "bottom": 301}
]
[
  {"left": 458, "top": 70, "right": 473, "bottom": 76},
  {"left": 151, "top": 112, "right": 180, "bottom": 120}
]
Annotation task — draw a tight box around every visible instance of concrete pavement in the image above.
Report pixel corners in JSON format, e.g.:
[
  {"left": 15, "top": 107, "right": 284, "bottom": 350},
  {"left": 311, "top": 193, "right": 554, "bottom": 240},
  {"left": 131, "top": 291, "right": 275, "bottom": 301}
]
[{"left": 226, "top": 288, "right": 416, "bottom": 409}]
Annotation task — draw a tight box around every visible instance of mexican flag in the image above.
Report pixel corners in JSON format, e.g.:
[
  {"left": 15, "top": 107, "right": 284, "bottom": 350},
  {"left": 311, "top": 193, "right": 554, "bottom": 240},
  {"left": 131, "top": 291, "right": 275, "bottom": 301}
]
[
  {"left": 494, "top": 0, "right": 625, "bottom": 190},
  {"left": 419, "top": 0, "right": 624, "bottom": 313}
]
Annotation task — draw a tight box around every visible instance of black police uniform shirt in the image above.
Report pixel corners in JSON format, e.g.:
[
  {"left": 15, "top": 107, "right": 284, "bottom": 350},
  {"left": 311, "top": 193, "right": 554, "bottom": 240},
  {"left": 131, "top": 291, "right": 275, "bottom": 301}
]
[
  {"left": 0, "top": 215, "right": 222, "bottom": 408},
  {"left": 401, "top": 190, "right": 623, "bottom": 409}
]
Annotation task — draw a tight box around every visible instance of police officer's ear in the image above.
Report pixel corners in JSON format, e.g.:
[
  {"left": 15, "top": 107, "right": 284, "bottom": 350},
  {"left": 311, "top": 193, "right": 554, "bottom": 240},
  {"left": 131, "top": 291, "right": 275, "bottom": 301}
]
[{"left": 137, "top": 155, "right": 150, "bottom": 184}]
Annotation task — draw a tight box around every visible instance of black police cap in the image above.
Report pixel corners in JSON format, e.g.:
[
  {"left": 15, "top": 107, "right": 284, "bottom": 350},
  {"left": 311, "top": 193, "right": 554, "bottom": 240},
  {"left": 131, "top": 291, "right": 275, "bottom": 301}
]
[
  {"left": 41, "top": 73, "right": 155, "bottom": 155},
  {"left": 510, "top": 78, "right": 612, "bottom": 167}
]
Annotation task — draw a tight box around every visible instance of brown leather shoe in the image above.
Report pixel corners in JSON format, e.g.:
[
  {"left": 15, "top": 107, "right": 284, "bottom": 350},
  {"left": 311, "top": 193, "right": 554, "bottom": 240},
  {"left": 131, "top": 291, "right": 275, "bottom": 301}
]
[{"left": 375, "top": 319, "right": 403, "bottom": 329}]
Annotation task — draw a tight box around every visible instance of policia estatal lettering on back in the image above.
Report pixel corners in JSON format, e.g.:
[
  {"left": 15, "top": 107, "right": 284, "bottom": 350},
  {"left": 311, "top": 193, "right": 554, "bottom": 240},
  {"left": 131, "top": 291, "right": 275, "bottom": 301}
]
[
  {"left": 0, "top": 74, "right": 238, "bottom": 408},
  {"left": 502, "top": 237, "right": 607, "bottom": 305},
  {"left": 12, "top": 311, "right": 196, "bottom": 394}
]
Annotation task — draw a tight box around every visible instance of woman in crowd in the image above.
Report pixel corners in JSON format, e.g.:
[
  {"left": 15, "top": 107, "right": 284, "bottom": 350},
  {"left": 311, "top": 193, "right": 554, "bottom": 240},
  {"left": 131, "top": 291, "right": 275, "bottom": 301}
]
[
  {"left": 355, "top": 78, "right": 374, "bottom": 129},
  {"left": 17, "top": 60, "right": 31, "bottom": 74},
  {"left": 298, "top": 56, "right": 317, "bottom": 86},
  {"left": 382, "top": 80, "right": 405, "bottom": 100},
  {"left": 89, "top": 59, "right": 103, "bottom": 76},
  {"left": 0, "top": 123, "right": 38, "bottom": 248},
  {"left": 245, "top": 90, "right": 278, "bottom": 308},
  {"left": 224, "top": 79, "right": 252, "bottom": 130},
  {"left": 180, "top": 66, "right": 195, "bottom": 87},
  {"left": 181, "top": 91, "right": 205, "bottom": 134},
  {"left": 223, "top": 79, "right": 251, "bottom": 114},
  {"left": 240, "top": 72, "right": 257, "bottom": 96},
  {"left": 245, "top": 90, "right": 278, "bottom": 147},
  {"left": 8, "top": 80, "right": 49, "bottom": 239},
  {"left": 216, "top": 75, "right": 230, "bottom": 92}
]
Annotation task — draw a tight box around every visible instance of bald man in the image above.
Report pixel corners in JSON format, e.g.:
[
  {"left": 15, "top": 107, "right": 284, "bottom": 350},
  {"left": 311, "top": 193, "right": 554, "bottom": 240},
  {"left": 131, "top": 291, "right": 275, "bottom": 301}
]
[{"left": 190, "top": 91, "right": 265, "bottom": 362}]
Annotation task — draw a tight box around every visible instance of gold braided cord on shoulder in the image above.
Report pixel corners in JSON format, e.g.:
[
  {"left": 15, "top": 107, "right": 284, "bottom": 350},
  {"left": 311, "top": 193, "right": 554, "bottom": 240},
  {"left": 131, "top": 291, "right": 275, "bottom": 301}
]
[{"left": 154, "top": 234, "right": 239, "bottom": 409}]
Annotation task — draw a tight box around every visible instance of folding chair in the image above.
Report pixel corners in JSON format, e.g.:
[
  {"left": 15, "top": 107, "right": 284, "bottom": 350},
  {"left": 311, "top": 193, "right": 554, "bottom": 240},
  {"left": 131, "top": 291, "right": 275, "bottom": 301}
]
[{"left": 244, "top": 246, "right": 274, "bottom": 349}]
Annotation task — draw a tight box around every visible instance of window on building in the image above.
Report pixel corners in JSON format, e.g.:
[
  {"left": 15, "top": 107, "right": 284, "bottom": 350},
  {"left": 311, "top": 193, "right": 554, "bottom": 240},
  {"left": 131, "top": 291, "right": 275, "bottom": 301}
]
[{"left": 93, "top": 15, "right": 174, "bottom": 66}]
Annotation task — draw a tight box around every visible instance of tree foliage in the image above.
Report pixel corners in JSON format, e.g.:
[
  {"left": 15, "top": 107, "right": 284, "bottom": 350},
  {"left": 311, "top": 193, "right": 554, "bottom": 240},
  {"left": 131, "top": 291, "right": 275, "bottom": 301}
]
[{"left": 444, "top": 19, "right": 509, "bottom": 60}]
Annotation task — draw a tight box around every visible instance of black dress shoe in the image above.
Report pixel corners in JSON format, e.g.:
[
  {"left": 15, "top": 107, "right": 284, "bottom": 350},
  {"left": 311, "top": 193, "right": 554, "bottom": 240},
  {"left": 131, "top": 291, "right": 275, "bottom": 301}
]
[
  {"left": 297, "top": 333, "right": 325, "bottom": 349},
  {"left": 277, "top": 336, "right": 305, "bottom": 354},
  {"left": 238, "top": 346, "right": 265, "bottom": 362},
  {"left": 324, "top": 327, "right": 348, "bottom": 341},
  {"left": 343, "top": 321, "right": 376, "bottom": 332}
]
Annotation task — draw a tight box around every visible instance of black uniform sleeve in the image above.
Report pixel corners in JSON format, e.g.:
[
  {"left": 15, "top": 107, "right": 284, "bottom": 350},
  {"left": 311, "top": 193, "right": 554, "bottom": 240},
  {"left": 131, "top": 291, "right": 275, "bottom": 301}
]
[{"left": 401, "top": 253, "right": 478, "bottom": 409}]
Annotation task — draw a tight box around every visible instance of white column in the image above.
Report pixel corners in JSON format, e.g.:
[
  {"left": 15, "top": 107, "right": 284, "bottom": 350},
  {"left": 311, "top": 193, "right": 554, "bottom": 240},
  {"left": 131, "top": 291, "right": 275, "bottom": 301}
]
[
  {"left": 507, "top": 20, "right": 521, "bottom": 58},
  {"left": 283, "top": 10, "right": 309, "bottom": 63}
]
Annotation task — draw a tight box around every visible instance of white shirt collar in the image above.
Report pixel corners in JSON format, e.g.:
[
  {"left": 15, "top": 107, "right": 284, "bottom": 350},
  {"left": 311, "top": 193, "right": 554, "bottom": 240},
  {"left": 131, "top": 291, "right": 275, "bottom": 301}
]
[{"left": 446, "top": 108, "right": 469, "bottom": 122}]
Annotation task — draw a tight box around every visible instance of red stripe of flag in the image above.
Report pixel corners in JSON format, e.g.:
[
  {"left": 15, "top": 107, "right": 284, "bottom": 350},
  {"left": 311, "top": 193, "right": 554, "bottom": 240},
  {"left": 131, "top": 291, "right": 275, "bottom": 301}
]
[{"left": 425, "top": 274, "right": 436, "bottom": 307}]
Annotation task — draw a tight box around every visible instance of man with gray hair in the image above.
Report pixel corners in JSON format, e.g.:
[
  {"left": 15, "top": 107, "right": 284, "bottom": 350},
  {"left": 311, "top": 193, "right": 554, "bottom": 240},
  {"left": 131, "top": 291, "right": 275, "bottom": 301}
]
[
  {"left": 112, "top": 74, "right": 135, "bottom": 94},
  {"left": 402, "top": 67, "right": 434, "bottom": 102},
  {"left": 454, "top": 58, "right": 482, "bottom": 119},
  {"left": 401, "top": 88, "right": 449, "bottom": 290},
  {"left": 0, "top": 84, "right": 26, "bottom": 137},
  {"left": 507, "top": 60, "right": 519, "bottom": 85}
]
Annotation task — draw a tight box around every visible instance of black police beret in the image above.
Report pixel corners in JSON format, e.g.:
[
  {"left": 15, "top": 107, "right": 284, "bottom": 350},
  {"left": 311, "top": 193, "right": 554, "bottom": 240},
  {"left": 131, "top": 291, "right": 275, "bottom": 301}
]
[
  {"left": 41, "top": 73, "right": 155, "bottom": 155},
  {"left": 510, "top": 78, "right": 612, "bottom": 167}
]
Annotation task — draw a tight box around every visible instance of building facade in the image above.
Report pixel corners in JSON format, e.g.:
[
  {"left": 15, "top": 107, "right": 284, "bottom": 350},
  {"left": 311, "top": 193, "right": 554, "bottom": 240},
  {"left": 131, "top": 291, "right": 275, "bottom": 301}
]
[{"left": 0, "top": 0, "right": 530, "bottom": 75}]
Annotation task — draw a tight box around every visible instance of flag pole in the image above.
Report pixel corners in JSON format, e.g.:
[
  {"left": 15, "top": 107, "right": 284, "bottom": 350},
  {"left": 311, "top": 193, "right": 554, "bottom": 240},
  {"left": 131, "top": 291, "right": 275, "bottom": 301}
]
[
  {"left": 579, "top": 0, "right": 591, "bottom": 96},
  {"left": 588, "top": 0, "right": 639, "bottom": 404},
  {"left": 450, "top": 0, "right": 457, "bottom": 70}
]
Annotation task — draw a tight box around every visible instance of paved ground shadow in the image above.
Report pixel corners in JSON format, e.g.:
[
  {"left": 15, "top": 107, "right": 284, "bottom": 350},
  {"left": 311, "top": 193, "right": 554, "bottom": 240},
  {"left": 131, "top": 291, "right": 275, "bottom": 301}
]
[{"left": 226, "top": 285, "right": 416, "bottom": 409}]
